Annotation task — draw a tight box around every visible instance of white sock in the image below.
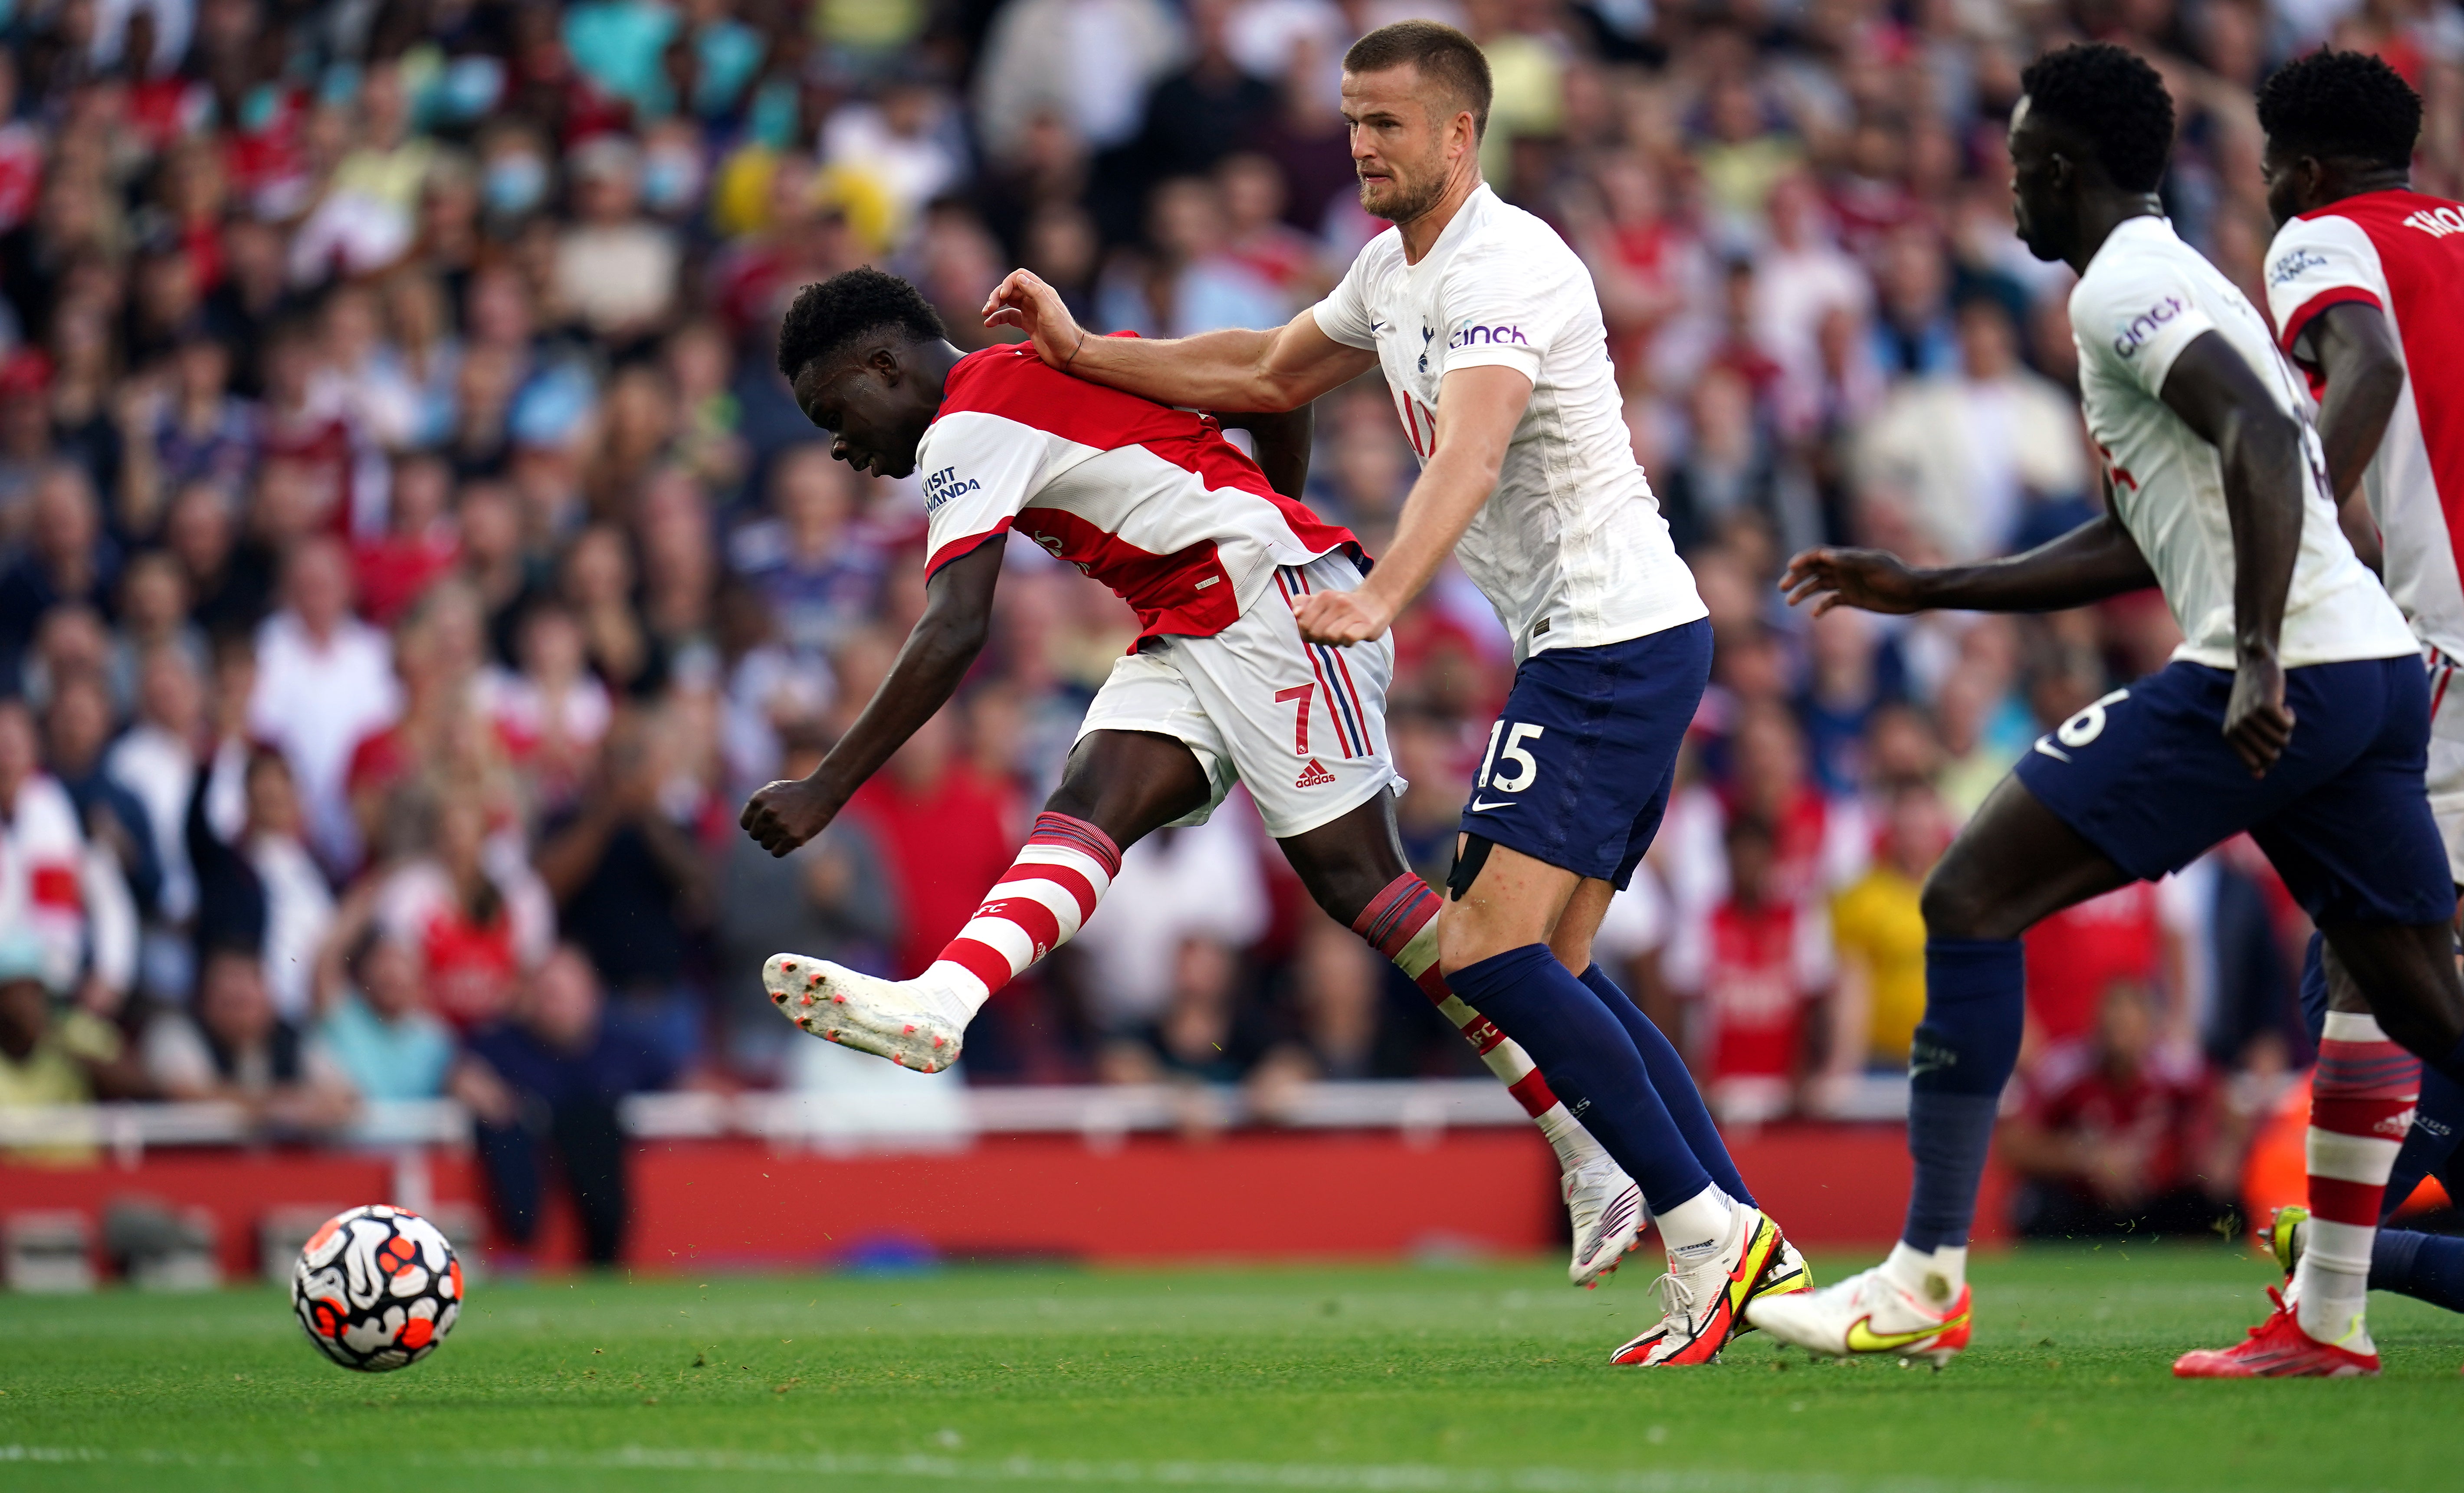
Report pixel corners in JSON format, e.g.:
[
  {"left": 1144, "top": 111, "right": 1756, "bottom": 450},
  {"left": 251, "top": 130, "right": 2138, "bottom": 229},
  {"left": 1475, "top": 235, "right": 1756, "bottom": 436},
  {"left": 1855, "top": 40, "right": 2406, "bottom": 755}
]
[
  {"left": 2291, "top": 1010, "right": 2417, "bottom": 1354},
  {"left": 1535, "top": 1102, "right": 1611, "bottom": 1172},
  {"left": 1886, "top": 1240, "right": 1964, "bottom": 1306},
  {"left": 1931, "top": 1244, "right": 1968, "bottom": 1298},
  {"left": 1656, "top": 1186, "right": 1733, "bottom": 1259},
  {"left": 2293, "top": 1230, "right": 2374, "bottom": 1353},
  {"left": 918, "top": 811, "right": 1122, "bottom": 1025}
]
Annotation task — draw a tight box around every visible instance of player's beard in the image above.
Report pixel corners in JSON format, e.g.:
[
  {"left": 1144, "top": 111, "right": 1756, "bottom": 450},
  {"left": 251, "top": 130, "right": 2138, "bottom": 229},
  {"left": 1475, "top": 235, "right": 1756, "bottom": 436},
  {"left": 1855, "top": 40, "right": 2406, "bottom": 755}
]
[{"left": 1358, "top": 158, "right": 1447, "bottom": 225}]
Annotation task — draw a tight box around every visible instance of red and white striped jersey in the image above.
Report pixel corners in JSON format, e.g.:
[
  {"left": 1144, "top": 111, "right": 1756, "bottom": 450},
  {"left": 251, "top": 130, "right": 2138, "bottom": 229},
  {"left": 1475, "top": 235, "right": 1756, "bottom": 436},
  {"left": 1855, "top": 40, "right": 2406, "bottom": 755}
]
[
  {"left": 2266, "top": 190, "right": 2464, "bottom": 663},
  {"left": 916, "top": 343, "right": 1359, "bottom": 643}
]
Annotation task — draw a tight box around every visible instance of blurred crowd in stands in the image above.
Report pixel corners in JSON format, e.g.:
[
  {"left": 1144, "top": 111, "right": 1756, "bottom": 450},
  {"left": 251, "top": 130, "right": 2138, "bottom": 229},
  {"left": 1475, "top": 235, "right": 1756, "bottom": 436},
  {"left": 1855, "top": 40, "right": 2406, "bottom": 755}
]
[{"left": 2, "top": 0, "right": 2460, "bottom": 1234}]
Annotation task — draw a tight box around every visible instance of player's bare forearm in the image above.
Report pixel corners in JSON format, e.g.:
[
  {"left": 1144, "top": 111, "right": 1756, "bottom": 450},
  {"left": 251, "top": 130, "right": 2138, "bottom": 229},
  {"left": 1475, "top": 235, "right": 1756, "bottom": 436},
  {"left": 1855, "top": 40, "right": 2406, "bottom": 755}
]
[
  {"left": 981, "top": 270, "right": 1373, "bottom": 412},
  {"left": 2300, "top": 302, "right": 2407, "bottom": 507},
  {"left": 1215, "top": 404, "right": 1314, "bottom": 499},
  {"left": 1351, "top": 440, "right": 1496, "bottom": 613},
  {"left": 2217, "top": 411, "right": 2303, "bottom": 659},
  {"left": 1298, "top": 366, "right": 1529, "bottom": 646},
  {"left": 1074, "top": 325, "right": 1290, "bottom": 409},
  {"left": 1782, "top": 514, "right": 2155, "bottom": 617},
  {"left": 2161, "top": 333, "right": 2301, "bottom": 661},
  {"left": 2161, "top": 331, "right": 2303, "bottom": 772},
  {"left": 739, "top": 540, "right": 1004, "bottom": 855}
]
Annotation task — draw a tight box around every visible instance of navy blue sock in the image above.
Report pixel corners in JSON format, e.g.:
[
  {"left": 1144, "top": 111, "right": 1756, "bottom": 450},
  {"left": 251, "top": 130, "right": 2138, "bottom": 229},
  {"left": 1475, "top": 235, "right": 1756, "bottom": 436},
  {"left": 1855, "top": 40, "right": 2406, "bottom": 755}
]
[
  {"left": 2297, "top": 930, "right": 2328, "bottom": 1038},
  {"left": 1449, "top": 945, "right": 1713, "bottom": 1217},
  {"left": 1902, "top": 938, "right": 2027, "bottom": 1252},
  {"left": 1579, "top": 963, "right": 1754, "bottom": 1208},
  {"left": 2382, "top": 1063, "right": 2464, "bottom": 1216},
  {"left": 2371, "top": 1227, "right": 2464, "bottom": 1314}
]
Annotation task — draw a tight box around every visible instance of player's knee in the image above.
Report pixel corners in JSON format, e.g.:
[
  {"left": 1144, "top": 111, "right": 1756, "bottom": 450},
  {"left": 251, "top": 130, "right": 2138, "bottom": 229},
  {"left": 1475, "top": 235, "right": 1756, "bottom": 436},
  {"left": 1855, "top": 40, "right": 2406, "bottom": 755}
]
[
  {"left": 1437, "top": 906, "right": 1510, "bottom": 978},
  {"left": 1545, "top": 929, "right": 1591, "bottom": 977},
  {"left": 2327, "top": 924, "right": 2464, "bottom": 1057},
  {"left": 1918, "top": 865, "right": 1994, "bottom": 941},
  {"left": 2372, "top": 975, "right": 2464, "bottom": 1060}
]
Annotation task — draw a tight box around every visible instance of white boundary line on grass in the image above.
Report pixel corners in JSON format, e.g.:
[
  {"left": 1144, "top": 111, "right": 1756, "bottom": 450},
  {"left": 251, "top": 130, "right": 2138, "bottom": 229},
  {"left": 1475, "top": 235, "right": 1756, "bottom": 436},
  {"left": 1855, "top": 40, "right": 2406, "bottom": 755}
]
[{"left": 0, "top": 1444, "right": 2051, "bottom": 1493}]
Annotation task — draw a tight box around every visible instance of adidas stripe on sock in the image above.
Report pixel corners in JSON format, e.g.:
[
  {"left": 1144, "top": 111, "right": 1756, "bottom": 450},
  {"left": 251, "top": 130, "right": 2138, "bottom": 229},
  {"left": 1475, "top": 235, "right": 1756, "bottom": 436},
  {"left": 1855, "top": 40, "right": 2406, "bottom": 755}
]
[
  {"left": 921, "top": 811, "right": 1123, "bottom": 1022},
  {"left": 2293, "top": 1010, "right": 2420, "bottom": 1352},
  {"left": 1349, "top": 875, "right": 1605, "bottom": 1172}
]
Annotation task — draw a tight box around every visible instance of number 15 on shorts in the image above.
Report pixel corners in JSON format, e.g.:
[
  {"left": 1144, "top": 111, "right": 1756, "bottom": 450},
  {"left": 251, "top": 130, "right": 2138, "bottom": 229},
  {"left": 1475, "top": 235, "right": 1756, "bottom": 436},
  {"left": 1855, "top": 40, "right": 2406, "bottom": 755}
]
[{"left": 1473, "top": 720, "right": 1545, "bottom": 808}]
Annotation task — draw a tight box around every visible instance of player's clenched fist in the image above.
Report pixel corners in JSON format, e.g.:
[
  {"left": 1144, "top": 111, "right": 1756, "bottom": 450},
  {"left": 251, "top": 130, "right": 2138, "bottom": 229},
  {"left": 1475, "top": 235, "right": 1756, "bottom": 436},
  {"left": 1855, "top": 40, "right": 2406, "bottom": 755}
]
[
  {"left": 1779, "top": 547, "right": 1927, "bottom": 616},
  {"left": 1294, "top": 589, "right": 1394, "bottom": 646},
  {"left": 981, "top": 270, "right": 1087, "bottom": 371},
  {"left": 740, "top": 777, "right": 837, "bottom": 858}
]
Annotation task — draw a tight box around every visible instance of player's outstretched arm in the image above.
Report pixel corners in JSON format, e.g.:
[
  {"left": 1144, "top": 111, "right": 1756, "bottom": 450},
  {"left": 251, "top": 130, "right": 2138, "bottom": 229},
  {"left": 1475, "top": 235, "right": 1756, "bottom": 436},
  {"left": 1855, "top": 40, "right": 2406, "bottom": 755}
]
[
  {"left": 981, "top": 269, "right": 1375, "bottom": 413},
  {"left": 1295, "top": 364, "right": 1532, "bottom": 646},
  {"left": 1214, "top": 404, "right": 1315, "bottom": 500},
  {"left": 2294, "top": 301, "right": 2408, "bottom": 574},
  {"left": 2162, "top": 329, "right": 2308, "bottom": 776},
  {"left": 739, "top": 538, "right": 1006, "bottom": 856},
  {"left": 1781, "top": 512, "right": 2156, "bottom": 617}
]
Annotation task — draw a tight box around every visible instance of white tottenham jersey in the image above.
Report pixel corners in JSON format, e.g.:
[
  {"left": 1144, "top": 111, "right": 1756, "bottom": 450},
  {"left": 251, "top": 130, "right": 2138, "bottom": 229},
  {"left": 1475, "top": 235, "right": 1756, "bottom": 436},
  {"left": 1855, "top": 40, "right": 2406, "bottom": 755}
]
[
  {"left": 1309, "top": 184, "right": 1706, "bottom": 663},
  {"left": 2070, "top": 215, "right": 2415, "bottom": 670},
  {"left": 2264, "top": 190, "right": 2464, "bottom": 666}
]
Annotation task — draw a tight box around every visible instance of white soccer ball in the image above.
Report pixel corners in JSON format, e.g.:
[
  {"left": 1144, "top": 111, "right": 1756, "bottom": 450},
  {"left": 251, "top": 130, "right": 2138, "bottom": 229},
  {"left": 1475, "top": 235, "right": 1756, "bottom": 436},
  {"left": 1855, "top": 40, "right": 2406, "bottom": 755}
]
[{"left": 289, "top": 1204, "right": 463, "bottom": 1372}]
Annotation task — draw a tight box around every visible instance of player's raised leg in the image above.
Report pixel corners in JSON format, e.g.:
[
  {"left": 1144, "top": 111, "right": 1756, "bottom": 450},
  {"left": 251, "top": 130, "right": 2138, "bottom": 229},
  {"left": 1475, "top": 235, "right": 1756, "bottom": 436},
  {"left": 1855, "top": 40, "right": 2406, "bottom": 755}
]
[{"left": 766, "top": 729, "right": 1213, "bottom": 1070}]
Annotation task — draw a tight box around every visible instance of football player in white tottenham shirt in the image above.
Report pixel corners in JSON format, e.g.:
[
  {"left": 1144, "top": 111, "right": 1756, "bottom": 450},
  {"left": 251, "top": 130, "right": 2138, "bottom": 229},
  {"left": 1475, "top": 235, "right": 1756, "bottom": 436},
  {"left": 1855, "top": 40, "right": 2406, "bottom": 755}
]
[
  {"left": 2254, "top": 46, "right": 2464, "bottom": 1347},
  {"left": 1755, "top": 43, "right": 2464, "bottom": 1378},
  {"left": 984, "top": 20, "right": 1806, "bottom": 1367}
]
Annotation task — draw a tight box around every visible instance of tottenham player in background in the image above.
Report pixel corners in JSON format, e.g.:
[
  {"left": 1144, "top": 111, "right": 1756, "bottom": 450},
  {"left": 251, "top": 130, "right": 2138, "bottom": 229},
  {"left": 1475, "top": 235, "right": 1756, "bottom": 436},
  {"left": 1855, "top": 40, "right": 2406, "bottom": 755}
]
[
  {"left": 984, "top": 20, "right": 1808, "bottom": 1368},
  {"left": 1753, "top": 43, "right": 2464, "bottom": 1378},
  {"left": 738, "top": 267, "right": 1657, "bottom": 1291},
  {"left": 2257, "top": 48, "right": 2464, "bottom": 1338}
]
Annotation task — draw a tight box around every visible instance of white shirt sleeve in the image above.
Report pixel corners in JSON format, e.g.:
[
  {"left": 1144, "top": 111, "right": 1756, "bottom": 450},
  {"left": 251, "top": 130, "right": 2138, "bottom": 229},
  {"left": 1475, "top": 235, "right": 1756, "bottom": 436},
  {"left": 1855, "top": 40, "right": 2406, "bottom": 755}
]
[
  {"left": 1306, "top": 245, "right": 1380, "bottom": 351},
  {"left": 1433, "top": 236, "right": 1580, "bottom": 384},
  {"left": 2262, "top": 213, "right": 2384, "bottom": 359},
  {"left": 2074, "top": 252, "right": 2219, "bottom": 399},
  {"left": 915, "top": 411, "right": 1054, "bottom": 578}
]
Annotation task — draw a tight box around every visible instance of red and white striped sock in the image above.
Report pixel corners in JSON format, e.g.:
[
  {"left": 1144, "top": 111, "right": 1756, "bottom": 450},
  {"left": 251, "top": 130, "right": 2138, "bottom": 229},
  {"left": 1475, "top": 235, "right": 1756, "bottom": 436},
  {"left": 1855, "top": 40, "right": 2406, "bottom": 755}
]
[
  {"left": 917, "top": 811, "right": 1122, "bottom": 1025},
  {"left": 2293, "top": 1010, "right": 2420, "bottom": 1352},
  {"left": 1350, "top": 875, "right": 1609, "bottom": 1173}
]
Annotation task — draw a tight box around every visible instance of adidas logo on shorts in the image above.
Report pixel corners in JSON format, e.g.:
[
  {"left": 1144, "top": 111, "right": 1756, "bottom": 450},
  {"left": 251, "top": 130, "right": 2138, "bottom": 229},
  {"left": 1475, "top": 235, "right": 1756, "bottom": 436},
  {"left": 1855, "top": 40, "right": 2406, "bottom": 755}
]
[{"left": 1295, "top": 758, "right": 1337, "bottom": 788}]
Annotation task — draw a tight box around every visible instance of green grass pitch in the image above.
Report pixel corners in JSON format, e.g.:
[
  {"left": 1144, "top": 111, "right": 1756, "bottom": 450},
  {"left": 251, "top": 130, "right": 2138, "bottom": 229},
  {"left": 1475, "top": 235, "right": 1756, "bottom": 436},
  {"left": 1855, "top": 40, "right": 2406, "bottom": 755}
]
[{"left": 2, "top": 1245, "right": 2458, "bottom": 1492}]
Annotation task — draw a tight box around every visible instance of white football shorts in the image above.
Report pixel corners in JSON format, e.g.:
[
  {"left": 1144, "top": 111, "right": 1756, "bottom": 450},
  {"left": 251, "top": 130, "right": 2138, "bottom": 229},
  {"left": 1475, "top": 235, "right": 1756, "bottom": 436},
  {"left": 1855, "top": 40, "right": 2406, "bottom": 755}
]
[{"left": 1077, "top": 550, "right": 1401, "bottom": 840}]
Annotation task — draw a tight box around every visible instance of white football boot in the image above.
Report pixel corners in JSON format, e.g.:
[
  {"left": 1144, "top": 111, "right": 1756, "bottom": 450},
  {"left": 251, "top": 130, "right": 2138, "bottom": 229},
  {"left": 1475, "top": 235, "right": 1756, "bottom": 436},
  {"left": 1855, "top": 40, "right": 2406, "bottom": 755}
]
[
  {"left": 1742, "top": 1260, "right": 1972, "bottom": 1368},
  {"left": 1734, "top": 1234, "right": 1812, "bottom": 1334},
  {"left": 763, "top": 953, "right": 964, "bottom": 1073},
  {"left": 1565, "top": 1159, "right": 1644, "bottom": 1288},
  {"left": 1608, "top": 1204, "right": 1793, "bottom": 1366}
]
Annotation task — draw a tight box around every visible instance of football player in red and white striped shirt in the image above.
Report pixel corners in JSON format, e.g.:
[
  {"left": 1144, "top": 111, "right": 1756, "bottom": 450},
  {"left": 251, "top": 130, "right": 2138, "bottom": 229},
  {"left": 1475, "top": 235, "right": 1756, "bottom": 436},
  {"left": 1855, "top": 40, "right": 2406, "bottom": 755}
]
[
  {"left": 738, "top": 269, "right": 1648, "bottom": 1286},
  {"left": 2182, "top": 46, "right": 2464, "bottom": 1374}
]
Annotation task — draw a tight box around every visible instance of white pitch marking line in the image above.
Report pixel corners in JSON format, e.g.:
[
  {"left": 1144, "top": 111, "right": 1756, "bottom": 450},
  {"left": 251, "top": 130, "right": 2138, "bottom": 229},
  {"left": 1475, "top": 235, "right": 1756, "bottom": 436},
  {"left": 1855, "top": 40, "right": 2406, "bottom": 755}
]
[{"left": 0, "top": 1444, "right": 2054, "bottom": 1493}]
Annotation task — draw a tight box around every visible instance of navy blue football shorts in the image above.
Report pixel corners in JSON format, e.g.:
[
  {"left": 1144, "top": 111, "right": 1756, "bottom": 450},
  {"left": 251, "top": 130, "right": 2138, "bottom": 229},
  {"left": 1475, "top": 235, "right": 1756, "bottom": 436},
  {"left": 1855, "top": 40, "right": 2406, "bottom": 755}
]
[
  {"left": 2013, "top": 654, "right": 2451, "bottom": 927},
  {"left": 1455, "top": 617, "right": 1712, "bottom": 890}
]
